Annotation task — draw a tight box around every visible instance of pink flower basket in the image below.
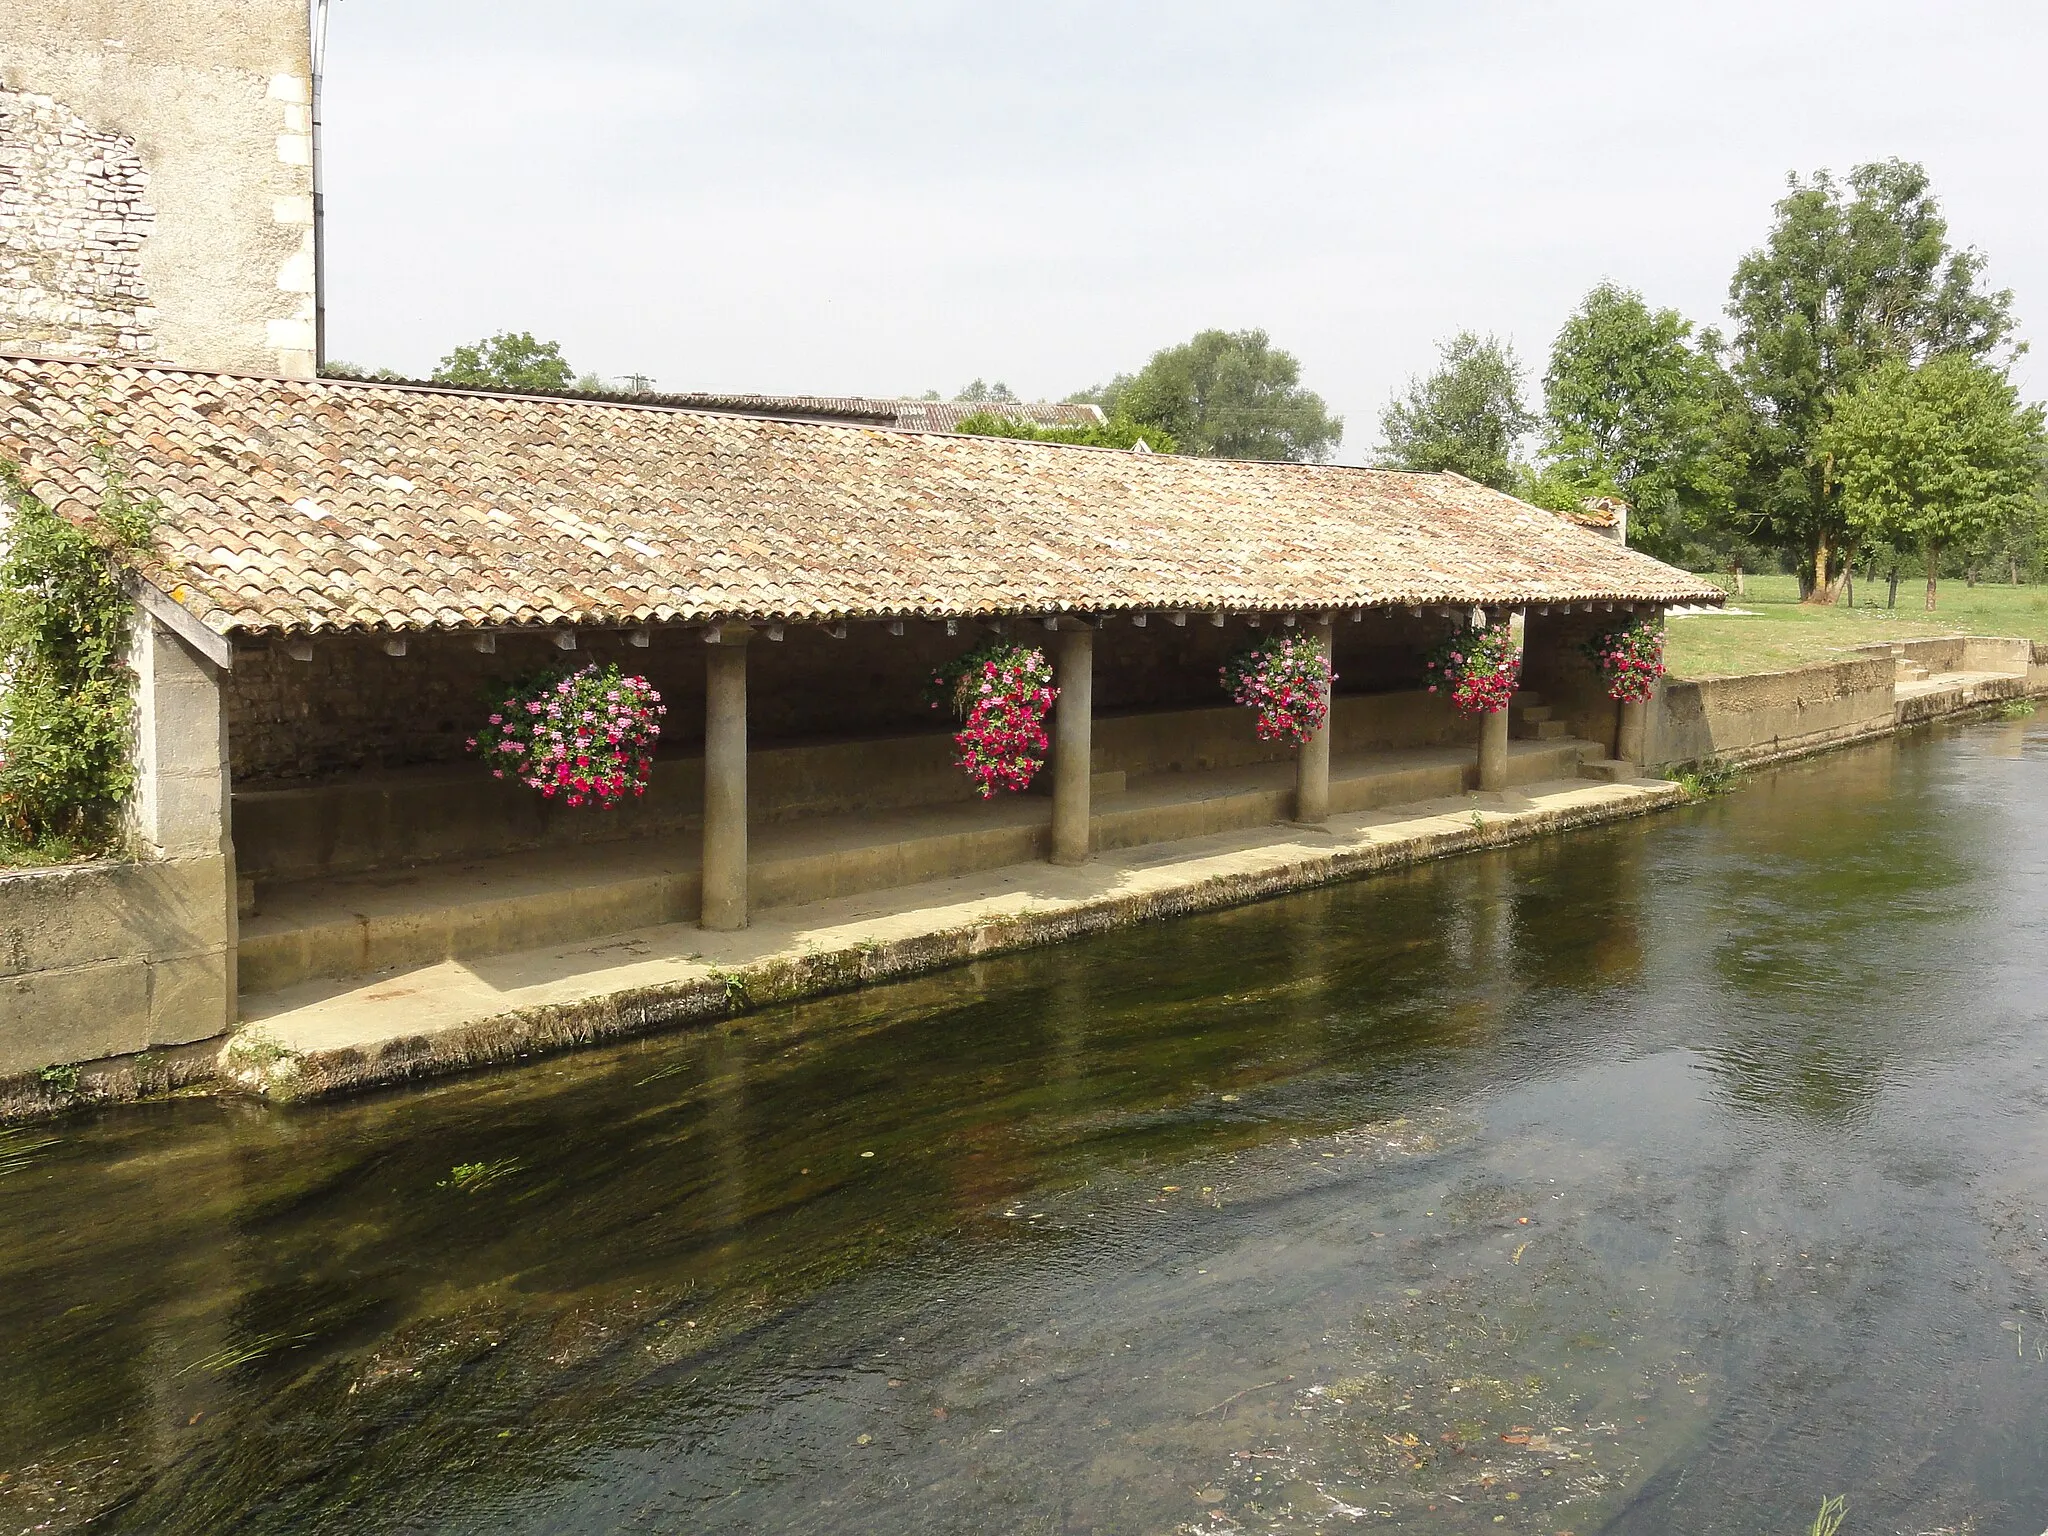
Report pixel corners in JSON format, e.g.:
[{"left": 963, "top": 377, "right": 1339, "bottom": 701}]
[
  {"left": 1221, "top": 632, "right": 1334, "bottom": 746},
  {"left": 467, "top": 663, "right": 666, "bottom": 808}
]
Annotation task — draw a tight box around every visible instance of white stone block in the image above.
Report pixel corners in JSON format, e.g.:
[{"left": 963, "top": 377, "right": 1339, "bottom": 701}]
[
  {"left": 275, "top": 133, "right": 312, "bottom": 167},
  {"left": 268, "top": 73, "right": 311, "bottom": 104}
]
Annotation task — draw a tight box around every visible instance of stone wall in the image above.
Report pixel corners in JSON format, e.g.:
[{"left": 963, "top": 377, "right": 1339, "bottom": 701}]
[
  {"left": 226, "top": 612, "right": 1451, "bottom": 785},
  {"left": 0, "top": 86, "right": 154, "bottom": 358},
  {"left": 1646, "top": 656, "right": 1898, "bottom": 770},
  {"left": 0, "top": 0, "right": 315, "bottom": 376}
]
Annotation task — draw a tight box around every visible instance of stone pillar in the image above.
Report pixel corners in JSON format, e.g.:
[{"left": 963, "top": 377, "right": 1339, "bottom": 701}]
[
  {"left": 1617, "top": 697, "right": 1649, "bottom": 768},
  {"left": 1477, "top": 706, "right": 1510, "bottom": 791},
  {"left": 127, "top": 610, "right": 237, "bottom": 1039},
  {"left": 1050, "top": 625, "right": 1094, "bottom": 865},
  {"left": 1294, "top": 614, "right": 1333, "bottom": 823},
  {"left": 701, "top": 628, "right": 750, "bottom": 930}
]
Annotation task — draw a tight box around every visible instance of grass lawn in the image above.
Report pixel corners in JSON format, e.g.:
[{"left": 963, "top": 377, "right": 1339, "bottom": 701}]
[{"left": 1662, "top": 574, "right": 2048, "bottom": 679}]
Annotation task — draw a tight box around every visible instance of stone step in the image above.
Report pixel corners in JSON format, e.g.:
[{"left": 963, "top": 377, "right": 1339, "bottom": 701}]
[
  {"left": 1514, "top": 704, "right": 1555, "bottom": 724},
  {"left": 1516, "top": 719, "right": 1572, "bottom": 741},
  {"left": 1579, "top": 758, "right": 1636, "bottom": 783}
]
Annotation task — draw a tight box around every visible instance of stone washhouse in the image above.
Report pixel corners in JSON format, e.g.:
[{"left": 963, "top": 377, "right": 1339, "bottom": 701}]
[{"left": 0, "top": 355, "right": 1723, "bottom": 1071}]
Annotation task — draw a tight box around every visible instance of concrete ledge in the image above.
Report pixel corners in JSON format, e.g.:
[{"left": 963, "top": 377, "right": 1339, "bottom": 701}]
[
  {"left": 0, "top": 857, "right": 233, "bottom": 1076},
  {"left": 225, "top": 775, "right": 1681, "bottom": 1104},
  {"left": 236, "top": 740, "right": 1596, "bottom": 996}
]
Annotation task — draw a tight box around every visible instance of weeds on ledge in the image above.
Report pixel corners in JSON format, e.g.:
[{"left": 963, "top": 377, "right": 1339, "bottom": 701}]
[
  {"left": 1667, "top": 758, "right": 1744, "bottom": 801},
  {"left": 1805, "top": 1493, "right": 1847, "bottom": 1535},
  {"left": 1998, "top": 698, "right": 2036, "bottom": 719}
]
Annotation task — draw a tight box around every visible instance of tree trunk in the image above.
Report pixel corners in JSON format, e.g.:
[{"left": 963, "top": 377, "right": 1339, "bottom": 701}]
[
  {"left": 2013, "top": 555, "right": 2021, "bottom": 585},
  {"left": 1805, "top": 529, "right": 1836, "bottom": 605},
  {"left": 1731, "top": 559, "right": 1745, "bottom": 597},
  {"left": 1924, "top": 543, "right": 1941, "bottom": 611},
  {"left": 1966, "top": 564, "right": 1977, "bottom": 588},
  {"left": 1887, "top": 565, "right": 1899, "bottom": 609}
]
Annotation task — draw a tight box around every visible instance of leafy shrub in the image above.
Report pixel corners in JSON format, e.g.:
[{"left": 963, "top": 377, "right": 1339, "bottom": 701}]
[{"left": 0, "top": 451, "right": 158, "bottom": 856}]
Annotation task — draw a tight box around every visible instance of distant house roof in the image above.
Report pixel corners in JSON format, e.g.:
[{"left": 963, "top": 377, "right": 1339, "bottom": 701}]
[
  {"left": 0, "top": 357, "right": 1724, "bottom": 637},
  {"left": 887, "top": 400, "right": 1107, "bottom": 433},
  {"left": 1565, "top": 495, "right": 1627, "bottom": 530},
  {"left": 315, "top": 375, "right": 1105, "bottom": 436}
]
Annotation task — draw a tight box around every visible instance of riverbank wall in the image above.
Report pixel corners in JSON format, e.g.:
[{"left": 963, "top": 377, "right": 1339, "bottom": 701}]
[
  {"left": 3, "top": 634, "right": 2043, "bottom": 1123},
  {"left": 1644, "top": 634, "right": 2046, "bottom": 773}
]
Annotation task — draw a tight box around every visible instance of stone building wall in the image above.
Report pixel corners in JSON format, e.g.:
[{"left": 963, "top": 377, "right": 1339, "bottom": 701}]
[
  {"left": 0, "top": 0, "right": 315, "bottom": 376},
  {"left": 225, "top": 614, "right": 1449, "bottom": 785}
]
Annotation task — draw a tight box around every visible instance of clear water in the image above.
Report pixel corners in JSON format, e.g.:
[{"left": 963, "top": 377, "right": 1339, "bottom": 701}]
[{"left": 3, "top": 717, "right": 2046, "bottom": 1535}]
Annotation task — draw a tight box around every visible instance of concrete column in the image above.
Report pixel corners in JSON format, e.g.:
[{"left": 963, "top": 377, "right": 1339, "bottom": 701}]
[
  {"left": 127, "top": 611, "right": 236, "bottom": 1040},
  {"left": 1477, "top": 706, "right": 1510, "bottom": 791},
  {"left": 1617, "top": 697, "right": 1649, "bottom": 767},
  {"left": 1294, "top": 614, "right": 1333, "bottom": 823},
  {"left": 1050, "top": 625, "right": 1094, "bottom": 865},
  {"left": 701, "top": 628, "right": 750, "bottom": 930}
]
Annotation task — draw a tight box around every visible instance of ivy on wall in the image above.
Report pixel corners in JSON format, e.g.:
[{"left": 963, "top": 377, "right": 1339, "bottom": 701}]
[{"left": 0, "top": 449, "right": 158, "bottom": 858}]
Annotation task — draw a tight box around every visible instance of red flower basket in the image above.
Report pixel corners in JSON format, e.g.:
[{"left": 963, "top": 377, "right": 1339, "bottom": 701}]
[
  {"left": 1422, "top": 622, "right": 1519, "bottom": 714},
  {"left": 1583, "top": 616, "right": 1666, "bottom": 702},
  {"left": 929, "top": 642, "right": 1059, "bottom": 797}
]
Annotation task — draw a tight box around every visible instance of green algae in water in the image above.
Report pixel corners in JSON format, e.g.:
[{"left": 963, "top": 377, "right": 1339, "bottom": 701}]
[{"left": 1, "top": 717, "right": 2047, "bottom": 1533}]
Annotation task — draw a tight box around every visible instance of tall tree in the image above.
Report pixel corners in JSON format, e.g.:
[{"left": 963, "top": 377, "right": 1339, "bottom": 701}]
[
  {"left": 1539, "top": 283, "right": 1738, "bottom": 561},
  {"left": 1376, "top": 331, "right": 1533, "bottom": 491},
  {"left": 955, "top": 379, "right": 1018, "bottom": 403},
  {"left": 1725, "top": 159, "right": 2019, "bottom": 602},
  {"left": 433, "top": 331, "right": 576, "bottom": 392},
  {"left": 1819, "top": 354, "right": 2042, "bottom": 609},
  {"left": 1078, "top": 329, "right": 1342, "bottom": 462}
]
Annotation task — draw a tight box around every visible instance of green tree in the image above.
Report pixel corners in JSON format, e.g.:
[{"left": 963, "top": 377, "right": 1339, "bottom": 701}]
[
  {"left": 1538, "top": 283, "right": 1739, "bottom": 561},
  {"left": 1376, "top": 331, "right": 1534, "bottom": 490},
  {"left": 1819, "top": 354, "right": 2043, "bottom": 609},
  {"left": 953, "top": 409, "right": 1177, "bottom": 454},
  {"left": 432, "top": 331, "right": 576, "bottom": 392},
  {"left": 955, "top": 379, "right": 1017, "bottom": 404},
  {"left": 1725, "top": 159, "right": 2019, "bottom": 602},
  {"left": 1077, "top": 329, "right": 1342, "bottom": 462}
]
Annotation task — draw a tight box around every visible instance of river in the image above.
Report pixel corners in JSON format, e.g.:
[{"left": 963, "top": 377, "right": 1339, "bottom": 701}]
[{"left": 2, "top": 716, "right": 2045, "bottom": 1534}]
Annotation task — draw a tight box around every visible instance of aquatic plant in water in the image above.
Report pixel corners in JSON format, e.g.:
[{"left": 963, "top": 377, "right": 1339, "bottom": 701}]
[
  {"left": 928, "top": 642, "right": 1058, "bottom": 796},
  {"left": 1222, "top": 631, "right": 1334, "bottom": 745},
  {"left": 468, "top": 664, "right": 665, "bottom": 808},
  {"left": 1584, "top": 614, "right": 1667, "bottom": 702},
  {"left": 1423, "top": 621, "right": 1518, "bottom": 714}
]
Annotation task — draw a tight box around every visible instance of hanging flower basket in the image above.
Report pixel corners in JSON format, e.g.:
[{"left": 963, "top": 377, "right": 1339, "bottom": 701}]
[
  {"left": 1423, "top": 621, "right": 1519, "bottom": 714},
  {"left": 928, "top": 642, "right": 1059, "bottom": 797},
  {"left": 1583, "top": 616, "right": 1666, "bottom": 702},
  {"left": 1221, "top": 631, "right": 1334, "bottom": 746},
  {"left": 467, "top": 663, "right": 666, "bottom": 808}
]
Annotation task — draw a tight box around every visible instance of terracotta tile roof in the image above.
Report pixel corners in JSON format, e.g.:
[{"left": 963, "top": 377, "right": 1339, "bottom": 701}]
[{"left": 0, "top": 356, "right": 1724, "bottom": 636}]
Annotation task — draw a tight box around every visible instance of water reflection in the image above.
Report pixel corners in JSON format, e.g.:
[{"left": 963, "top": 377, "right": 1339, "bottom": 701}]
[{"left": 0, "top": 716, "right": 2043, "bottom": 1533}]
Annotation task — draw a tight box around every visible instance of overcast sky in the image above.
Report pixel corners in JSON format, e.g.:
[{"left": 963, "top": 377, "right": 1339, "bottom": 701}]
[{"left": 322, "top": 1, "right": 2048, "bottom": 461}]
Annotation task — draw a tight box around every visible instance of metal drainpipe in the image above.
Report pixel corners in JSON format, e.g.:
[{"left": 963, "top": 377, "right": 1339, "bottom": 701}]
[{"left": 311, "top": 0, "right": 331, "bottom": 371}]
